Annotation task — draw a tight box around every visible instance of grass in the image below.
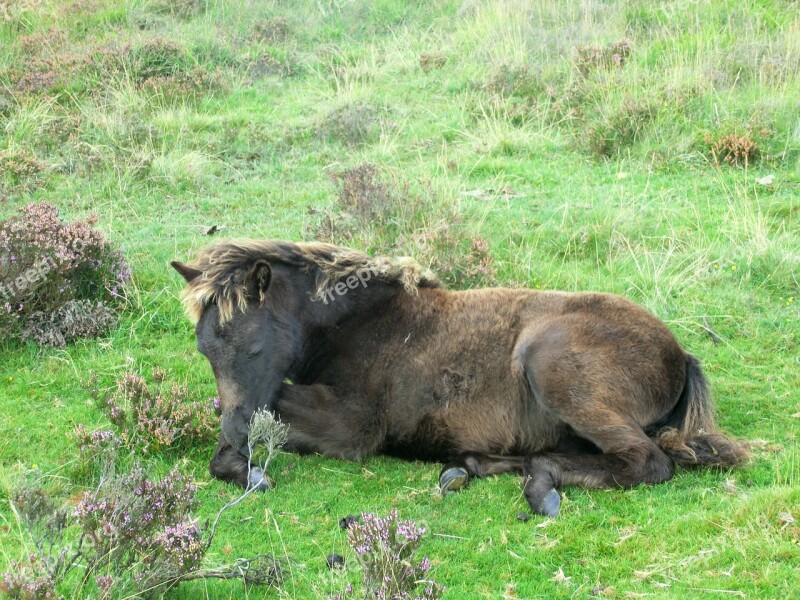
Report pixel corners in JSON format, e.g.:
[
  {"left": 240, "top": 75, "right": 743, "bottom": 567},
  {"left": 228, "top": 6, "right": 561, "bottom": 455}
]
[{"left": 1, "top": 0, "right": 799, "bottom": 597}]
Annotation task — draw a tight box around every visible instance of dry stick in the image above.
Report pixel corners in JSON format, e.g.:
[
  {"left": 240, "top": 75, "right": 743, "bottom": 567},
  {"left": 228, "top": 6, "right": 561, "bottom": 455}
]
[
  {"left": 206, "top": 409, "right": 288, "bottom": 546},
  {"left": 180, "top": 555, "right": 284, "bottom": 584},
  {"left": 702, "top": 316, "right": 721, "bottom": 345},
  {"left": 205, "top": 440, "right": 266, "bottom": 546}
]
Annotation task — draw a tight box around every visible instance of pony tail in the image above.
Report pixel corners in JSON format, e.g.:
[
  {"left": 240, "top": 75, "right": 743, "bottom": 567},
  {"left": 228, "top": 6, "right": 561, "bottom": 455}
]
[{"left": 653, "top": 355, "right": 748, "bottom": 468}]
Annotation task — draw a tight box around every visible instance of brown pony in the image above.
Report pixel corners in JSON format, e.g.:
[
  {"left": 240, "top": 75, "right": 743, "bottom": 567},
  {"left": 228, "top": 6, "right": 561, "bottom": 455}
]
[{"left": 172, "top": 240, "right": 746, "bottom": 516}]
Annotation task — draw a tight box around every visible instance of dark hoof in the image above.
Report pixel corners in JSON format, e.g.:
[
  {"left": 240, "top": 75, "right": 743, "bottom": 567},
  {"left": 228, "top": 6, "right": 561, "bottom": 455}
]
[
  {"left": 539, "top": 488, "right": 561, "bottom": 517},
  {"left": 339, "top": 515, "right": 361, "bottom": 530},
  {"left": 439, "top": 467, "right": 469, "bottom": 495},
  {"left": 326, "top": 553, "right": 345, "bottom": 570},
  {"left": 248, "top": 467, "right": 272, "bottom": 491}
]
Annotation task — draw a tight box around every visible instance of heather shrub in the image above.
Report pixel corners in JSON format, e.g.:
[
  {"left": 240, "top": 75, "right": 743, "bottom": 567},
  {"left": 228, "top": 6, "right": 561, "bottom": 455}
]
[
  {"left": 0, "top": 94, "right": 12, "bottom": 117},
  {"left": 316, "top": 103, "right": 386, "bottom": 146},
  {"left": 419, "top": 52, "right": 446, "bottom": 72},
  {"left": 139, "top": 66, "right": 227, "bottom": 100},
  {"left": 0, "top": 202, "right": 129, "bottom": 344},
  {"left": 705, "top": 132, "right": 759, "bottom": 167},
  {"left": 574, "top": 39, "right": 633, "bottom": 78},
  {"left": 251, "top": 17, "right": 292, "bottom": 44},
  {"left": 129, "top": 37, "right": 189, "bottom": 82},
  {"left": 4, "top": 465, "right": 283, "bottom": 598},
  {"left": 88, "top": 367, "right": 217, "bottom": 453},
  {"left": 247, "top": 52, "right": 296, "bottom": 78},
  {"left": 143, "top": 0, "right": 204, "bottom": 20},
  {"left": 336, "top": 510, "right": 444, "bottom": 600},
  {"left": 315, "top": 164, "right": 498, "bottom": 290},
  {"left": 399, "top": 230, "right": 497, "bottom": 289},
  {"left": 0, "top": 554, "right": 59, "bottom": 599},
  {"left": 0, "top": 0, "right": 44, "bottom": 25},
  {"left": 21, "top": 300, "right": 118, "bottom": 348},
  {"left": 484, "top": 64, "right": 546, "bottom": 100},
  {"left": 71, "top": 424, "right": 121, "bottom": 474},
  {"left": 0, "top": 147, "right": 45, "bottom": 191},
  {"left": 328, "top": 163, "right": 397, "bottom": 222},
  {"left": 583, "top": 97, "right": 658, "bottom": 158},
  {"left": 3, "top": 414, "right": 290, "bottom": 598}
]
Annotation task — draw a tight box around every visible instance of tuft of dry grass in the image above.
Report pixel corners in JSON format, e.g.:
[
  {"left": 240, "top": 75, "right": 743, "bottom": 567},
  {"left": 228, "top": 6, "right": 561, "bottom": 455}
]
[{"left": 706, "top": 133, "right": 759, "bottom": 167}]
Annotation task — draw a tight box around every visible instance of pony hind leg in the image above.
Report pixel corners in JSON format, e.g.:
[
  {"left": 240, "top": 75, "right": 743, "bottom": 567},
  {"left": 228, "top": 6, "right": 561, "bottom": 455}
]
[
  {"left": 522, "top": 444, "right": 673, "bottom": 516},
  {"left": 518, "top": 404, "right": 675, "bottom": 516},
  {"left": 439, "top": 452, "right": 525, "bottom": 494},
  {"left": 519, "top": 329, "right": 677, "bottom": 516}
]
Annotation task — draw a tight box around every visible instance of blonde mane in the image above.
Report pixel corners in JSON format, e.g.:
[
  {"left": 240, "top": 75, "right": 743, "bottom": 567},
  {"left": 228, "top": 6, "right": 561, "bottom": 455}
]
[{"left": 179, "top": 240, "right": 441, "bottom": 323}]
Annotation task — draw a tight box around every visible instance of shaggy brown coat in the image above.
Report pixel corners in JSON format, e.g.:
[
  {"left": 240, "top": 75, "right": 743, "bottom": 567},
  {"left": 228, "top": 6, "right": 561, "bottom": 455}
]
[{"left": 173, "top": 240, "right": 746, "bottom": 516}]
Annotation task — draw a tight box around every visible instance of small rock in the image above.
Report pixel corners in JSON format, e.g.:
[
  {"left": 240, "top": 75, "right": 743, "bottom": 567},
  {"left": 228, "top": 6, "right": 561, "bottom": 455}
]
[
  {"left": 326, "top": 553, "right": 345, "bottom": 570},
  {"left": 756, "top": 174, "right": 775, "bottom": 186},
  {"left": 516, "top": 512, "right": 531, "bottom": 522},
  {"left": 339, "top": 514, "right": 361, "bottom": 530}
]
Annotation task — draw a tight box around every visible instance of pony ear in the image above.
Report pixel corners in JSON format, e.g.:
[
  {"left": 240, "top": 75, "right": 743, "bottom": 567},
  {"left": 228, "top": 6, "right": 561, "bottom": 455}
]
[
  {"left": 171, "top": 261, "right": 202, "bottom": 283},
  {"left": 248, "top": 260, "right": 272, "bottom": 299}
]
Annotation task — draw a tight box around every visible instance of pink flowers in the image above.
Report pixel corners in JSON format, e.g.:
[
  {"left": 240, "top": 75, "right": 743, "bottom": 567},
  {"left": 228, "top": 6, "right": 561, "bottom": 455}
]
[
  {"left": 71, "top": 466, "right": 202, "bottom": 591},
  {"left": 343, "top": 510, "right": 444, "bottom": 600},
  {"left": 89, "top": 367, "right": 217, "bottom": 453},
  {"left": 0, "top": 202, "right": 129, "bottom": 346}
]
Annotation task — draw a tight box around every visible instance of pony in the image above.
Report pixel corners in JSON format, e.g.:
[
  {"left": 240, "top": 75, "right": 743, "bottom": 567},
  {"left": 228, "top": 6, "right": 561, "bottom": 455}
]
[{"left": 172, "top": 240, "right": 746, "bottom": 516}]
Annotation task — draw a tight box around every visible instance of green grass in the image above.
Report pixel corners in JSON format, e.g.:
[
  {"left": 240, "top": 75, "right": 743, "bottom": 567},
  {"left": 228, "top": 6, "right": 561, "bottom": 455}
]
[{"left": 1, "top": 0, "right": 799, "bottom": 597}]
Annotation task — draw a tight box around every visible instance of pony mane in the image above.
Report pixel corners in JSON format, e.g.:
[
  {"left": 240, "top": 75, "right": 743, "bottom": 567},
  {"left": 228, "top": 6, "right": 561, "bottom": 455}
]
[{"left": 179, "top": 240, "right": 441, "bottom": 323}]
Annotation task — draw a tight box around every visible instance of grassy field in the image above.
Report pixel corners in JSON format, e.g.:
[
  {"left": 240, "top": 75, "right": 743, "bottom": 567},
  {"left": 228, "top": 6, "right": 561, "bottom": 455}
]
[{"left": 1, "top": 0, "right": 799, "bottom": 597}]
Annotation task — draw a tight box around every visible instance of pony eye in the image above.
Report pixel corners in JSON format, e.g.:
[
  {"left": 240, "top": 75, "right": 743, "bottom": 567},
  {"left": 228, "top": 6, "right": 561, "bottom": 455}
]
[{"left": 247, "top": 347, "right": 263, "bottom": 359}]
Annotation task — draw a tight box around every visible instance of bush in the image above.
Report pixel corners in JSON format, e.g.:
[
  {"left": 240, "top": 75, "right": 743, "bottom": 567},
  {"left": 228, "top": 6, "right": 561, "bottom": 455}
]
[
  {"left": 336, "top": 510, "right": 444, "bottom": 600},
  {"left": 0, "top": 202, "right": 129, "bottom": 345},
  {"left": 574, "top": 39, "right": 633, "bottom": 78},
  {"left": 4, "top": 465, "right": 283, "bottom": 598},
  {"left": 315, "top": 164, "right": 498, "bottom": 290},
  {"left": 419, "top": 52, "right": 446, "bottom": 72},
  {"left": 87, "top": 367, "right": 218, "bottom": 453},
  {"left": 316, "top": 103, "right": 386, "bottom": 146},
  {"left": 3, "top": 412, "right": 290, "bottom": 598},
  {"left": 583, "top": 97, "right": 658, "bottom": 157},
  {"left": 0, "top": 148, "right": 45, "bottom": 188},
  {"left": 20, "top": 299, "right": 118, "bottom": 348},
  {"left": 251, "top": 17, "right": 292, "bottom": 44},
  {"left": 328, "top": 163, "right": 396, "bottom": 222},
  {"left": 705, "top": 132, "right": 759, "bottom": 167}
]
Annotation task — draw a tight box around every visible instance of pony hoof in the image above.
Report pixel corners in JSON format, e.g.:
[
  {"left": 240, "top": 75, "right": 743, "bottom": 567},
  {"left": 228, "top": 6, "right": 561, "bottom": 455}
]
[
  {"left": 439, "top": 467, "right": 469, "bottom": 495},
  {"left": 248, "top": 467, "right": 271, "bottom": 491},
  {"left": 539, "top": 488, "right": 561, "bottom": 517}
]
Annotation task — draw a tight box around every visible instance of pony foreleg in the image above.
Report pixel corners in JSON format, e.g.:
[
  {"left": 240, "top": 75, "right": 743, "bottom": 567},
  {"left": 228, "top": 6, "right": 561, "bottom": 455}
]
[
  {"left": 439, "top": 452, "right": 525, "bottom": 494},
  {"left": 208, "top": 429, "right": 270, "bottom": 490},
  {"left": 275, "top": 383, "right": 385, "bottom": 460},
  {"left": 211, "top": 406, "right": 271, "bottom": 490}
]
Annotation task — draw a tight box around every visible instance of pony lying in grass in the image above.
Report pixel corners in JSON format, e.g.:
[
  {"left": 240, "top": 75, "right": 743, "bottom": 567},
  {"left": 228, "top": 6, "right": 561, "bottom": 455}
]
[{"left": 172, "top": 240, "right": 746, "bottom": 516}]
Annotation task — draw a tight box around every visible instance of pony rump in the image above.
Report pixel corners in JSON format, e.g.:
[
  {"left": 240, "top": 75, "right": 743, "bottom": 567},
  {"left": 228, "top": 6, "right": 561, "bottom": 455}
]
[{"left": 178, "top": 240, "right": 441, "bottom": 323}]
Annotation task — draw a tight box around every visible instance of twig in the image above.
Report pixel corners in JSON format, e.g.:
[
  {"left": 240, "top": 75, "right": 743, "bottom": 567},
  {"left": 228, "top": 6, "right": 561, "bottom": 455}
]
[
  {"left": 179, "top": 554, "right": 284, "bottom": 586},
  {"left": 206, "top": 473, "right": 263, "bottom": 546},
  {"left": 431, "top": 533, "right": 469, "bottom": 540},
  {"left": 206, "top": 409, "right": 288, "bottom": 546},
  {"left": 702, "top": 316, "right": 721, "bottom": 345}
]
